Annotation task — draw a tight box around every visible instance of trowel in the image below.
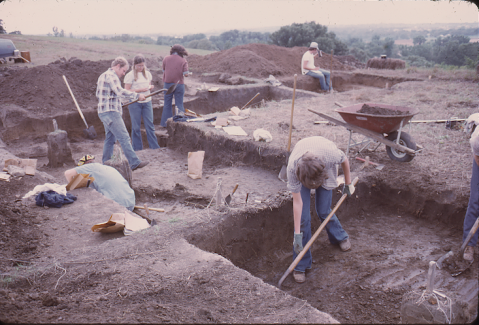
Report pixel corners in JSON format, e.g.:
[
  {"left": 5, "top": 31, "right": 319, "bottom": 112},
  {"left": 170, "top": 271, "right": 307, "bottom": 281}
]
[
  {"left": 225, "top": 184, "right": 239, "bottom": 205},
  {"left": 355, "top": 156, "right": 385, "bottom": 170},
  {"left": 122, "top": 82, "right": 178, "bottom": 107}
]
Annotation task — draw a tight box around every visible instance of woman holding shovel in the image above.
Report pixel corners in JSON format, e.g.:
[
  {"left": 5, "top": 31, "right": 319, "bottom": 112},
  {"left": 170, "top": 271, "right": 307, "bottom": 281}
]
[
  {"left": 124, "top": 54, "right": 160, "bottom": 151},
  {"left": 160, "top": 44, "right": 190, "bottom": 127}
]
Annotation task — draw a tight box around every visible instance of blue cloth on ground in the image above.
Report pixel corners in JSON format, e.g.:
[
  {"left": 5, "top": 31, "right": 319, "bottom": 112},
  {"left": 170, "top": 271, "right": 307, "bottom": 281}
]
[{"left": 35, "top": 190, "right": 77, "bottom": 208}]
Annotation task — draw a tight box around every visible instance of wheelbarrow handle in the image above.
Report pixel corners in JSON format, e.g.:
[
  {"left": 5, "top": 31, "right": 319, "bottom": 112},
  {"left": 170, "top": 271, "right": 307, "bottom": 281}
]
[{"left": 278, "top": 177, "right": 359, "bottom": 287}]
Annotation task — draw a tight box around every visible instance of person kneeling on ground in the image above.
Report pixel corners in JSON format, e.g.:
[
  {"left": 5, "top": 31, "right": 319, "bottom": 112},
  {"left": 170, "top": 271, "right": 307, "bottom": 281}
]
[
  {"left": 64, "top": 155, "right": 135, "bottom": 211},
  {"left": 301, "top": 41, "right": 332, "bottom": 91},
  {"left": 462, "top": 126, "right": 479, "bottom": 261},
  {"left": 287, "top": 136, "right": 353, "bottom": 284}
]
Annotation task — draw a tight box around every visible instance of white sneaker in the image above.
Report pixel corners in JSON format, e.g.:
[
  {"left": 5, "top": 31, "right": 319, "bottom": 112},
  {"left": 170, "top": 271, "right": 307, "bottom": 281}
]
[
  {"left": 463, "top": 246, "right": 474, "bottom": 262},
  {"left": 339, "top": 238, "right": 351, "bottom": 252}
]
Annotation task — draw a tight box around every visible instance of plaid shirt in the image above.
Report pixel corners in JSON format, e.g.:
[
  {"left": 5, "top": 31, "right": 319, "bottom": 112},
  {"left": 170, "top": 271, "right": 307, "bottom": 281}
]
[
  {"left": 96, "top": 68, "right": 138, "bottom": 115},
  {"left": 287, "top": 136, "right": 346, "bottom": 193}
]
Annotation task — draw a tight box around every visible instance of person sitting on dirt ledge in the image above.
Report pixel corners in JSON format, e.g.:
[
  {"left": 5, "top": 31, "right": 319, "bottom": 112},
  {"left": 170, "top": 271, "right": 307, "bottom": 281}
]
[
  {"left": 287, "top": 136, "right": 353, "bottom": 283},
  {"left": 462, "top": 125, "right": 479, "bottom": 261},
  {"left": 301, "top": 41, "right": 332, "bottom": 92},
  {"left": 96, "top": 56, "right": 149, "bottom": 171},
  {"left": 64, "top": 155, "right": 135, "bottom": 211}
]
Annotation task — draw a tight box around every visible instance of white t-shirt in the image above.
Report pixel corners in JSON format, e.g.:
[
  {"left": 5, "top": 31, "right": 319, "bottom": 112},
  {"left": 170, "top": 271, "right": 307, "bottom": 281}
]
[
  {"left": 470, "top": 127, "right": 479, "bottom": 156},
  {"left": 301, "top": 50, "right": 317, "bottom": 75},
  {"left": 124, "top": 70, "right": 152, "bottom": 103}
]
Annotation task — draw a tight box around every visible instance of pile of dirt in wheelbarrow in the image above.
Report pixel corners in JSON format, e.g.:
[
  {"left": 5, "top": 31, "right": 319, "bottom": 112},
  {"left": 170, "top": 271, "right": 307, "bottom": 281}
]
[
  {"left": 187, "top": 43, "right": 356, "bottom": 79},
  {"left": 358, "top": 104, "right": 411, "bottom": 116}
]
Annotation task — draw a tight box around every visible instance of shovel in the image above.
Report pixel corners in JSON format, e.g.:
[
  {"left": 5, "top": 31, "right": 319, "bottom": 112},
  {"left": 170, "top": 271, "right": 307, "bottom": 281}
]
[
  {"left": 355, "top": 157, "right": 385, "bottom": 170},
  {"left": 225, "top": 184, "right": 239, "bottom": 205},
  {"left": 278, "top": 74, "right": 297, "bottom": 182},
  {"left": 278, "top": 177, "right": 359, "bottom": 287},
  {"left": 63, "top": 75, "right": 97, "bottom": 139},
  {"left": 122, "top": 82, "right": 178, "bottom": 107},
  {"left": 436, "top": 216, "right": 479, "bottom": 276}
]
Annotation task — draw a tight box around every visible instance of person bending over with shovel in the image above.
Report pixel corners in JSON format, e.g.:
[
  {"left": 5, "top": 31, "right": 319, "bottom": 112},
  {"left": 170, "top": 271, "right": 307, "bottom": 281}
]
[
  {"left": 64, "top": 155, "right": 135, "bottom": 211},
  {"left": 287, "top": 136, "right": 354, "bottom": 283},
  {"left": 96, "top": 56, "right": 149, "bottom": 170}
]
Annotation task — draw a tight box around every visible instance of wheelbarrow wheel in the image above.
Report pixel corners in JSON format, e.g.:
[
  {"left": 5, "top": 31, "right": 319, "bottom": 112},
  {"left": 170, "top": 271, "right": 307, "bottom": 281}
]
[{"left": 385, "top": 131, "right": 416, "bottom": 162}]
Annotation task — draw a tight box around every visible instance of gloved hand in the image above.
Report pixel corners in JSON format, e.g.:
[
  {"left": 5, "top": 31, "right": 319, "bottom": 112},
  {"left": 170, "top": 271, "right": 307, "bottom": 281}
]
[
  {"left": 293, "top": 232, "right": 303, "bottom": 254},
  {"left": 342, "top": 183, "right": 355, "bottom": 197}
]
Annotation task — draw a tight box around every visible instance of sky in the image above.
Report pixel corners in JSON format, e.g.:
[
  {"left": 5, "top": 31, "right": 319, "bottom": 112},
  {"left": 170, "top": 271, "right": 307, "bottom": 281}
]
[{"left": 0, "top": 0, "right": 477, "bottom": 37}]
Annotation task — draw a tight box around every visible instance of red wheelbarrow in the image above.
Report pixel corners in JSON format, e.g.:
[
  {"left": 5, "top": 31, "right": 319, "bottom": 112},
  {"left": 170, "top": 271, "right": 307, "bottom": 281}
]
[{"left": 309, "top": 102, "right": 422, "bottom": 162}]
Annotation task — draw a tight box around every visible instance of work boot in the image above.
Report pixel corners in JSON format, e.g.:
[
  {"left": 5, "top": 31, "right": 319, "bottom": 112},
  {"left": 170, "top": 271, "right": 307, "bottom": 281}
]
[
  {"left": 463, "top": 246, "right": 474, "bottom": 262},
  {"left": 293, "top": 271, "right": 305, "bottom": 284},
  {"left": 339, "top": 238, "right": 351, "bottom": 252},
  {"left": 132, "top": 161, "right": 149, "bottom": 171}
]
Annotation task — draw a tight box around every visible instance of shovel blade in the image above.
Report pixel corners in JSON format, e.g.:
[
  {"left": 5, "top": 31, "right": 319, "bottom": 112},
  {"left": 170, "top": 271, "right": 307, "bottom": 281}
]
[
  {"left": 165, "top": 82, "right": 178, "bottom": 95},
  {"left": 83, "top": 126, "right": 97, "bottom": 139},
  {"left": 278, "top": 165, "right": 288, "bottom": 183},
  {"left": 375, "top": 164, "right": 385, "bottom": 171}
]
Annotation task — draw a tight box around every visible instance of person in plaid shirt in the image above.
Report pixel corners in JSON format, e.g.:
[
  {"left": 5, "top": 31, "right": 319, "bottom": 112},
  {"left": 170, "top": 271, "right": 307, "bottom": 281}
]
[
  {"left": 286, "top": 136, "right": 355, "bottom": 283},
  {"left": 96, "top": 57, "right": 149, "bottom": 170}
]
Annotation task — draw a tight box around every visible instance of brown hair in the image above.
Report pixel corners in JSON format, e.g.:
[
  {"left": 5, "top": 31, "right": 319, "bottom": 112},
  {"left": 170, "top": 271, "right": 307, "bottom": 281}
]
[
  {"left": 111, "top": 56, "right": 129, "bottom": 68},
  {"left": 170, "top": 44, "right": 188, "bottom": 58},
  {"left": 132, "top": 54, "right": 147, "bottom": 81},
  {"left": 296, "top": 152, "right": 328, "bottom": 189}
]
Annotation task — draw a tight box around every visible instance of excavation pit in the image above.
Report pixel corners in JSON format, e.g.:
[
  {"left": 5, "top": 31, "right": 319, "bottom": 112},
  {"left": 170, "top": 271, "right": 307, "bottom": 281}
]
[
  {"left": 1, "top": 43, "right": 479, "bottom": 323},
  {"left": 186, "top": 179, "right": 478, "bottom": 323}
]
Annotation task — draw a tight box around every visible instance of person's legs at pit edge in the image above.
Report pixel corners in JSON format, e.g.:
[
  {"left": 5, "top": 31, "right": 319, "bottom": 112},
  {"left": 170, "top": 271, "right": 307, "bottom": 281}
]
[
  {"left": 463, "top": 159, "right": 479, "bottom": 248},
  {"left": 292, "top": 185, "right": 314, "bottom": 273},
  {"left": 160, "top": 82, "right": 174, "bottom": 127},
  {"left": 173, "top": 83, "right": 185, "bottom": 115},
  {"left": 306, "top": 70, "right": 328, "bottom": 90},
  {"left": 318, "top": 68, "right": 332, "bottom": 90},
  {"left": 127, "top": 101, "right": 143, "bottom": 151},
  {"left": 98, "top": 111, "right": 141, "bottom": 169},
  {"left": 315, "top": 186, "right": 348, "bottom": 245},
  {"left": 142, "top": 101, "right": 160, "bottom": 149}
]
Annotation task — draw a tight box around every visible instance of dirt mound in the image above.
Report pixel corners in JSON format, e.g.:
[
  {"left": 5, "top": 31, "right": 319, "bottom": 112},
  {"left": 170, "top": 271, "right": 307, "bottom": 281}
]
[
  {"left": 0, "top": 58, "right": 111, "bottom": 113},
  {"left": 188, "top": 43, "right": 355, "bottom": 79}
]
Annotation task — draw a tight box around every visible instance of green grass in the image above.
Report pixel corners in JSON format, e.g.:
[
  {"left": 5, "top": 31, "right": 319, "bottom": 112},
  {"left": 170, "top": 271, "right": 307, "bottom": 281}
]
[{"left": 0, "top": 34, "right": 214, "bottom": 66}]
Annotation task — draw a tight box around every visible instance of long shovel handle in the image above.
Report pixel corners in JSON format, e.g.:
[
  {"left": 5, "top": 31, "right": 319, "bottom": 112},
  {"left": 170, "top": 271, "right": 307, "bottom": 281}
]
[
  {"left": 287, "top": 74, "right": 297, "bottom": 152},
  {"left": 240, "top": 92, "right": 260, "bottom": 110},
  {"left": 63, "top": 75, "right": 88, "bottom": 128},
  {"left": 122, "top": 89, "right": 165, "bottom": 107},
  {"left": 460, "top": 216, "right": 479, "bottom": 254},
  {"left": 278, "top": 177, "right": 359, "bottom": 287}
]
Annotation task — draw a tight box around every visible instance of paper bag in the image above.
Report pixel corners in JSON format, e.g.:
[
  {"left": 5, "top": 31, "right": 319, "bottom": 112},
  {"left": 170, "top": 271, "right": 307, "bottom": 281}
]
[
  {"left": 187, "top": 151, "right": 205, "bottom": 179},
  {"left": 4, "top": 158, "right": 37, "bottom": 176},
  {"left": 66, "top": 173, "right": 95, "bottom": 191},
  {"left": 91, "top": 213, "right": 125, "bottom": 233}
]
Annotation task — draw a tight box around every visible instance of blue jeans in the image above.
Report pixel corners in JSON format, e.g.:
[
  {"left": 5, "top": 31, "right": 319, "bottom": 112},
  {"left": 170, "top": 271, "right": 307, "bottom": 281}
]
[
  {"left": 306, "top": 69, "right": 332, "bottom": 91},
  {"left": 160, "top": 83, "right": 185, "bottom": 127},
  {"left": 98, "top": 111, "right": 141, "bottom": 170},
  {"left": 127, "top": 101, "right": 160, "bottom": 151},
  {"left": 293, "top": 185, "right": 349, "bottom": 272},
  {"left": 463, "top": 158, "right": 479, "bottom": 247}
]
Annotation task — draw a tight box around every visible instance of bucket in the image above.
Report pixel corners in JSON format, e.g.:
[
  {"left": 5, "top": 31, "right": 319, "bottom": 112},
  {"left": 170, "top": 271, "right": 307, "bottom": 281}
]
[{"left": 20, "top": 51, "right": 31, "bottom": 62}]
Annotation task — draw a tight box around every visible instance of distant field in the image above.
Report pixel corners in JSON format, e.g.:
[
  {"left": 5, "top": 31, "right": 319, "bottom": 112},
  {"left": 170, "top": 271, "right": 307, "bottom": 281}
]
[{"left": 0, "top": 34, "right": 214, "bottom": 66}]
